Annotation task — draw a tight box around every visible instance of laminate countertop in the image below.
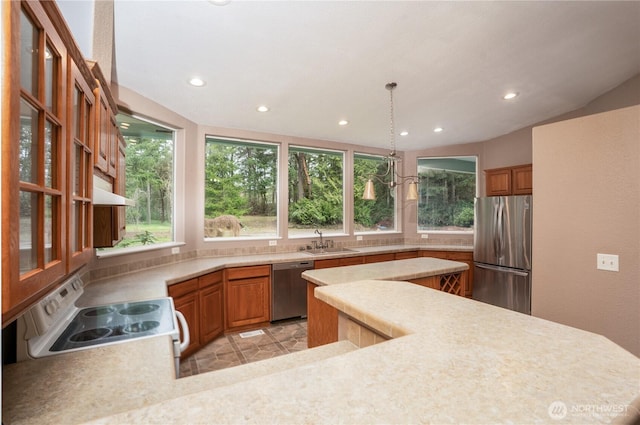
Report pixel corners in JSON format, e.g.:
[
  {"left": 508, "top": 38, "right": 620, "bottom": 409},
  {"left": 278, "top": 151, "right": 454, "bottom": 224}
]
[{"left": 3, "top": 249, "right": 639, "bottom": 424}]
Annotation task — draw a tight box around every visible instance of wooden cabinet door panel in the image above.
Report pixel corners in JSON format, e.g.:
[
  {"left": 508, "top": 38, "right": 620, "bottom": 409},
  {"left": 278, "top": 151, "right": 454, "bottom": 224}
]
[
  {"left": 395, "top": 251, "right": 419, "bottom": 260},
  {"left": 364, "top": 253, "right": 395, "bottom": 264},
  {"left": 173, "top": 291, "right": 200, "bottom": 359},
  {"left": 225, "top": 276, "right": 270, "bottom": 330},
  {"left": 306, "top": 282, "right": 338, "bottom": 348},
  {"left": 200, "top": 283, "right": 223, "bottom": 344},
  {"left": 485, "top": 167, "right": 512, "bottom": 196},
  {"left": 512, "top": 164, "right": 533, "bottom": 195}
]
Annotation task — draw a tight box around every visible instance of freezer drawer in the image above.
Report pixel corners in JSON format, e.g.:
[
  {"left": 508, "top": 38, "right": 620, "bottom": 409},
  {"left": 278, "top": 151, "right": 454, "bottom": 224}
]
[{"left": 473, "top": 263, "right": 531, "bottom": 315}]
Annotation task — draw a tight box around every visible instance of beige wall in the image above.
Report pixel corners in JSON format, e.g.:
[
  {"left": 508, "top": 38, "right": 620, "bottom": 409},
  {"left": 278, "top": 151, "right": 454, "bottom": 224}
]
[{"left": 531, "top": 105, "right": 640, "bottom": 356}]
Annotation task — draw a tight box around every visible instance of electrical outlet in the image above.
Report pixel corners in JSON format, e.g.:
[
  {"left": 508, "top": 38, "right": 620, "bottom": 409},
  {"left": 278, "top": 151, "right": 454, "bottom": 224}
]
[
  {"left": 597, "top": 253, "right": 619, "bottom": 272},
  {"left": 356, "top": 236, "right": 363, "bottom": 241},
  {"left": 421, "top": 234, "right": 429, "bottom": 239},
  {"left": 171, "top": 247, "right": 180, "bottom": 255},
  {"left": 269, "top": 240, "right": 277, "bottom": 246}
]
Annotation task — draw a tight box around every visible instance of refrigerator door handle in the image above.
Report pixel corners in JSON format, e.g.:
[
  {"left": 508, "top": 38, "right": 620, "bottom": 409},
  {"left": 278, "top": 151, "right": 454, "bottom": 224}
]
[
  {"left": 496, "top": 202, "right": 505, "bottom": 258},
  {"left": 493, "top": 203, "right": 500, "bottom": 257},
  {"left": 475, "top": 263, "right": 529, "bottom": 277}
]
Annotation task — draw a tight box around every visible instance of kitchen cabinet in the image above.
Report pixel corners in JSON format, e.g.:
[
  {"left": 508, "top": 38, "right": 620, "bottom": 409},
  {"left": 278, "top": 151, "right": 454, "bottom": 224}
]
[
  {"left": 485, "top": 164, "right": 532, "bottom": 196},
  {"left": 1, "top": 0, "right": 100, "bottom": 325},
  {"left": 199, "top": 271, "right": 224, "bottom": 344},
  {"left": 169, "top": 278, "right": 200, "bottom": 358},
  {"left": 394, "top": 251, "right": 419, "bottom": 260},
  {"left": 420, "top": 250, "right": 474, "bottom": 297},
  {"left": 307, "top": 282, "right": 339, "bottom": 348},
  {"left": 364, "top": 253, "right": 395, "bottom": 264},
  {"left": 224, "top": 265, "right": 271, "bottom": 332},
  {"left": 91, "top": 62, "right": 126, "bottom": 248},
  {"left": 408, "top": 273, "right": 466, "bottom": 297},
  {"left": 314, "top": 256, "right": 364, "bottom": 269},
  {"left": 168, "top": 271, "right": 224, "bottom": 359},
  {"left": 89, "top": 62, "right": 119, "bottom": 179}
]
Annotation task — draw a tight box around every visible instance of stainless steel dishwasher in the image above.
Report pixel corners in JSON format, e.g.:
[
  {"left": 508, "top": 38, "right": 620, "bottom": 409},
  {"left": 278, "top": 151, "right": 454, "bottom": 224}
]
[{"left": 271, "top": 260, "right": 314, "bottom": 321}]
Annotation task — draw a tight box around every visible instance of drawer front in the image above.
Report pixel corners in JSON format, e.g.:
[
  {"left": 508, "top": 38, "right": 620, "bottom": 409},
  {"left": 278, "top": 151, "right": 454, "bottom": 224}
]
[
  {"left": 168, "top": 278, "right": 198, "bottom": 298},
  {"left": 226, "top": 264, "right": 271, "bottom": 280},
  {"left": 199, "top": 270, "right": 223, "bottom": 289}
]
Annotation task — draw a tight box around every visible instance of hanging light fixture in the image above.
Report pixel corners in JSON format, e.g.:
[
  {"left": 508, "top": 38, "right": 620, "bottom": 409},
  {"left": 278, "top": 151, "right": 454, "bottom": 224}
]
[{"left": 362, "top": 82, "right": 419, "bottom": 201}]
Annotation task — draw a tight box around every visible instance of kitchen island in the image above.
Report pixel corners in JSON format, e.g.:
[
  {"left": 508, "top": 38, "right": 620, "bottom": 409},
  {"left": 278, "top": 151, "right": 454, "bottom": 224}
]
[{"left": 3, "top": 275, "right": 639, "bottom": 424}]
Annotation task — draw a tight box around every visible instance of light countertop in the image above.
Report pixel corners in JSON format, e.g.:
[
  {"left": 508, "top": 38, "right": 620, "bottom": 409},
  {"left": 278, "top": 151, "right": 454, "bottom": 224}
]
[
  {"left": 302, "top": 256, "right": 468, "bottom": 286},
  {"left": 87, "top": 281, "right": 638, "bottom": 424},
  {"left": 3, "top": 247, "right": 638, "bottom": 424}
]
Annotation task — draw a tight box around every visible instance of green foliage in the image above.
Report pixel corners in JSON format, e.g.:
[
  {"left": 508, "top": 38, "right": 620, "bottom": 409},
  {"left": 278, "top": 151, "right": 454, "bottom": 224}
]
[
  {"left": 287, "top": 148, "right": 343, "bottom": 226},
  {"left": 115, "top": 230, "right": 159, "bottom": 248},
  {"left": 353, "top": 156, "right": 395, "bottom": 230},
  {"left": 204, "top": 140, "right": 277, "bottom": 219},
  {"left": 417, "top": 167, "right": 476, "bottom": 230},
  {"left": 454, "top": 206, "right": 475, "bottom": 227},
  {"left": 125, "top": 136, "right": 173, "bottom": 225}
]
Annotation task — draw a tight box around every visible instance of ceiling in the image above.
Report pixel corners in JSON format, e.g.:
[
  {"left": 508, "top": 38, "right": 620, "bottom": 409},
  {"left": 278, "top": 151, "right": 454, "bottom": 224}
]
[{"left": 110, "top": 0, "right": 640, "bottom": 151}]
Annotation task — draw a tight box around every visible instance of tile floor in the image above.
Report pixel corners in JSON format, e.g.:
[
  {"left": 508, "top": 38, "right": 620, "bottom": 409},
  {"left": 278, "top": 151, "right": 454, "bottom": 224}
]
[{"left": 179, "top": 318, "right": 308, "bottom": 378}]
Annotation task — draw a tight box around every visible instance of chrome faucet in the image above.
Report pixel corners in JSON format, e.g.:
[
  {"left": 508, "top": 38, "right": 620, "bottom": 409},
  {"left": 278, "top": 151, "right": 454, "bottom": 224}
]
[{"left": 314, "top": 229, "right": 325, "bottom": 250}]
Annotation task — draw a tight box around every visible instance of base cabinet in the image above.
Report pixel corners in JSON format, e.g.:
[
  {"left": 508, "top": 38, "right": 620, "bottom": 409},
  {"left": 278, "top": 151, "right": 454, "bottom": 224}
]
[
  {"left": 421, "top": 250, "right": 474, "bottom": 297},
  {"left": 224, "top": 265, "right": 271, "bottom": 332},
  {"left": 307, "top": 282, "right": 339, "bottom": 348},
  {"left": 168, "top": 270, "right": 224, "bottom": 359},
  {"left": 169, "top": 279, "right": 201, "bottom": 359}
]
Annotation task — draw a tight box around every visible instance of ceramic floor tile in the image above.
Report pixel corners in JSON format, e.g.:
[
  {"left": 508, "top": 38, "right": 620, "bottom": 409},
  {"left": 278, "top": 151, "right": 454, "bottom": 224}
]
[{"left": 180, "top": 319, "right": 307, "bottom": 378}]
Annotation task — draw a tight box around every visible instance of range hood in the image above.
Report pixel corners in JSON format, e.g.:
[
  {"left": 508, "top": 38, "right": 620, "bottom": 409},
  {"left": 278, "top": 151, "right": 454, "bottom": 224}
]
[{"left": 93, "top": 175, "right": 135, "bottom": 206}]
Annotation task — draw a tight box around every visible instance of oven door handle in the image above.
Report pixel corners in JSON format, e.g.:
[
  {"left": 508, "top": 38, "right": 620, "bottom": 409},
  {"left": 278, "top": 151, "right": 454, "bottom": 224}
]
[{"left": 175, "top": 310, "right": 190, "bottom": 353}]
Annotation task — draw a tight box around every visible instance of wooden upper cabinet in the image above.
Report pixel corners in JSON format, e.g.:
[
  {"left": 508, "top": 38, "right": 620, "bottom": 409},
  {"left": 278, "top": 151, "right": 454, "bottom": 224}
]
[
  {"left": 511, "top": 164, "right": 533, "bottom": 195},
  {"left": 485, "top": 164, "right": 532, "bottom": 196},
  {"left": 2, "top": 0, "right": 99, "bottom": 324},
  {"left": 88, "top": 61, "right": 118, "bottom": 179}
]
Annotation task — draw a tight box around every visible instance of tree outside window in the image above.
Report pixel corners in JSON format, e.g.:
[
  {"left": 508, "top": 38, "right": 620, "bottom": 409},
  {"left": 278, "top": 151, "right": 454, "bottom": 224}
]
[
  {"left": 108, "top": 114, "right": 175, "bottom": 249},
  {"left": 204, "top": 137, "right": 278, "bottom": 238},
  {"left": 417, "top": 156, "right": 476, "bottom": 232},
  {"left": 288, "top": 146, "right": 344, "bottom": 236},
  {"left": 354, "top": 153, "right": 396, "bottom": 232}
]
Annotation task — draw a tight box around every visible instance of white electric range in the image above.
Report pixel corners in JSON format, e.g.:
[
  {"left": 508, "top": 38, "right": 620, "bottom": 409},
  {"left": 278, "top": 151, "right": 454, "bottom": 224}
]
[{"left": 16, "top": 273, "right": 190, "bottom": 376}]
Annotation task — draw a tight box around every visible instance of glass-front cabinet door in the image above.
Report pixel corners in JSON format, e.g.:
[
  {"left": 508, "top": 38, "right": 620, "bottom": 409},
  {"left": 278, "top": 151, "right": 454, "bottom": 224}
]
[{"left": 2, "top": 1, "right": 97, "bottom": 324}]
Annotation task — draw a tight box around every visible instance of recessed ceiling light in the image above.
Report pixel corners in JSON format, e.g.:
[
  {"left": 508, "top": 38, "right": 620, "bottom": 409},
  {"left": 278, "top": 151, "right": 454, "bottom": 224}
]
[
  {"left": 208, "top": 0, "right": 231, "bottom": 5},
  {"left": 400, "top": 131, "right": 409, "bottom": 136},
  {"left": 338, "top": 120, "right": 349, "bottom": 126},
  {"left": 433, "top": 127, "right": 443, "bottom": 133},
  {"left": 189, "top": 77, "right": 206, "bottom": 87},
  {"left": 257, "top": 105, "right": 270, "bottom": 112},
  {"left": 503, "top": 92, "right": 518, "bottom": 100}
]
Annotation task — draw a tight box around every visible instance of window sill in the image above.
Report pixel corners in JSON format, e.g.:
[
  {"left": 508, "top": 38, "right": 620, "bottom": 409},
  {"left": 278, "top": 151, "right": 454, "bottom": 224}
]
[{"left": 95, "top": 241, "right": 186, "bottom": 259}]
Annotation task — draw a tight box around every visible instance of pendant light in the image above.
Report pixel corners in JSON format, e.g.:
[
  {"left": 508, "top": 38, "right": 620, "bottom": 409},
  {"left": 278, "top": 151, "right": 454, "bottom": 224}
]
[{"left": 362, "top": 82, "right": 419, "bottom": 201}]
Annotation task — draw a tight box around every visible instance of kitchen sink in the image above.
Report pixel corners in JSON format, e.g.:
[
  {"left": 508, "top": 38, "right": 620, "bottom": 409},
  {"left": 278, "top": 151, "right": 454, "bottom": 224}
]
[{"left": 303, "top": 247, "right": 357, "bottom": 256}]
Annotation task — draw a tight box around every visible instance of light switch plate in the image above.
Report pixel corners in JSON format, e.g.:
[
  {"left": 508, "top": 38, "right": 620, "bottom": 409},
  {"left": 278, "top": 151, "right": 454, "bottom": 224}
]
[
  {"left": 269, "top": 240, "right": 277, "bottom": 246},
  {"left": 171, "top": 247, "right": 180, "bottom": 255},
  {"left": 597, "top": 253, "right": 619, "bottom": 272}
]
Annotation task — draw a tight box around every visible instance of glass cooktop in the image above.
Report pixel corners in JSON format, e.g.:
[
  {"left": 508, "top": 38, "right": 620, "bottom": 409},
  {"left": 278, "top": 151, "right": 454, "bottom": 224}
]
[{"left": 50, "top": 298, "right": 176, "bottom": 352}]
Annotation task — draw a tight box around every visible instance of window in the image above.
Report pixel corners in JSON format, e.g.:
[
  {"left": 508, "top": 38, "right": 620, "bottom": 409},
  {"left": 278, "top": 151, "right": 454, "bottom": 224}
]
[
  {"left": 288, "top": 146, "right": 344, "bottom": 236},
  {"left": 204, "top": 137, "right": 278, "bottom": 238},
  {"left": 112, "top": 114, "right": 175, "bottom": 248},
  {"left": 353, "top": 153, "right": 396, "bottom": 232},
  {"left": 417, "top": 156, "right": 476, "bottom": 232}
]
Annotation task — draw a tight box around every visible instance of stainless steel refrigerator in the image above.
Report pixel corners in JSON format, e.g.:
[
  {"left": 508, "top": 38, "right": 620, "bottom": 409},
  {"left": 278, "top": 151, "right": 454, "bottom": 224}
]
[{"left": 473, "top": 195, "right": 532, "bottom": 314}]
